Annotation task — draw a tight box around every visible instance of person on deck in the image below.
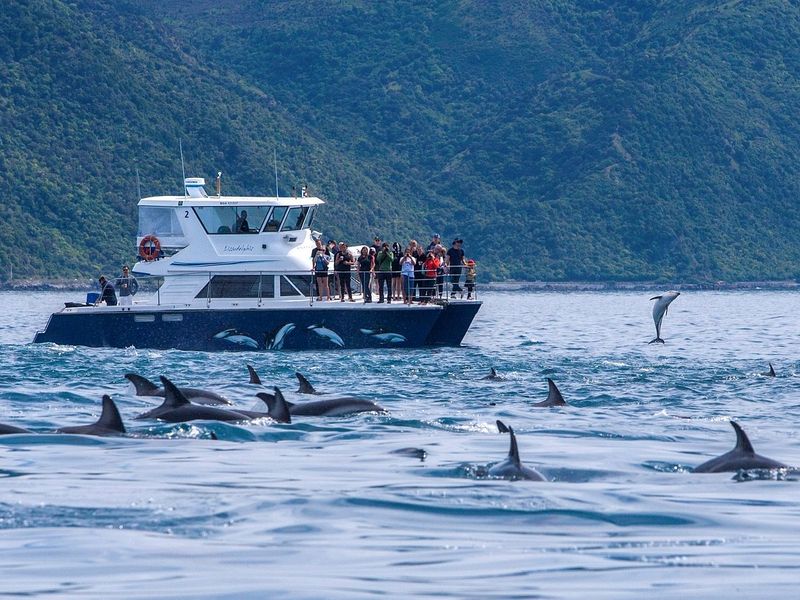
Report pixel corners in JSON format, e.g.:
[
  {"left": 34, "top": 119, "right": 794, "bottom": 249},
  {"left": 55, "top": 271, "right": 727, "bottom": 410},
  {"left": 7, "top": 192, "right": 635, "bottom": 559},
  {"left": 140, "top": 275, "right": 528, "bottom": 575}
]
[
  {"left": 357, "top": 246, "right": 373, "bottom": 303},
  {"left": 446, "top": 239, "right": 465, "bottom": 297},
  {"left": 375, "top": 242, "right": 394, "bottom": 303},
  {"left": 335, "top": 242, "right": 355, "bottom": 302},
  {"left": 312, "top": 239, "right": 331, "bottom": 301},
  {"left": 96, "top": 276, "right": 118, "bottom": 307},
  {"left": 115, "top": 265, "right": 138, "bottom": 306}
]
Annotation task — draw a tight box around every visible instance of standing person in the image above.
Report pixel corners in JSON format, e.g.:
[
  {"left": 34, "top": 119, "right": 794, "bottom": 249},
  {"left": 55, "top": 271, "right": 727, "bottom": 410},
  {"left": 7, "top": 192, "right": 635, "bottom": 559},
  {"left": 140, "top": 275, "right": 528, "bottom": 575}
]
[
  {"left": 311, "top": 239, "right": 331, "bottom": 301},
  {"left": 435, "top": 244, "right": 447, "bottom": 297},
  {"left": 446, "top": 239, "right": 465, "bottom": 298},
  {"left": 413, "top": 245, "right": 426, "bottom": 302},
  {"left": 327, "top": 240, "right": 339, "bottom": 299},
  {"left": 399, "top": 247, "right": 416, "bottom": 304},
  {"left": 426, "top": 233, "right": 441, "bottom": 253},
  {"left": 465, "top": 259, "right": 476, "bottom": 299},
  {"left": 115, "top": 265, "right": 138, "bottom": 307},
  {"left": 391, "top": 242, "right": 402, "bottom": 300},
  {"left": 422, "top": 252, "right": 440, "bottom": 303},
  {"left": 95, "top": 276, "right": 118, "bottom": 306},
  {"left": 335, "top": 242, "right": 355, "bottom": 302},
  {"left": 375, "top": 242, "right": 394, "bottom": 303},
  {"left": 357, "top": 246, "right": 373, "bottom": 303}
]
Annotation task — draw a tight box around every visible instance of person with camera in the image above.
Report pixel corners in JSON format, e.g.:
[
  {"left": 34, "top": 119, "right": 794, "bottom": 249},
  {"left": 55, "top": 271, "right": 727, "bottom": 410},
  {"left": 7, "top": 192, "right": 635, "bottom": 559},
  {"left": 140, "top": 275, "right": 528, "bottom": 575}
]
[
  {"left": 399, "top": 247, "right": 416, "bottom": 304},
  {"left": 335, "top": 242, "right": 355, "bottom": 302},
  {"left": 375, "top": 242, "right": 394, "bottom": 303}
]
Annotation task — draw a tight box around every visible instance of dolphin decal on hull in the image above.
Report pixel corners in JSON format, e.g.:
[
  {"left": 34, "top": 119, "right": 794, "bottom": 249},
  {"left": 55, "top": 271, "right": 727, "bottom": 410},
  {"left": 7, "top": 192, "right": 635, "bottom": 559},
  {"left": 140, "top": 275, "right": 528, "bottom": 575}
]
[
  {"left": 266, "top": 323, "right": 296, "bottom": 350},
  {"left": 308, "top": 325, "right": 345, "bottom": 347},
  {"left": 214, "top": 328, "right": 259, "bottom": 349},
  {"left": 359, "top": 329, "right": 407, "bottom": 343}
]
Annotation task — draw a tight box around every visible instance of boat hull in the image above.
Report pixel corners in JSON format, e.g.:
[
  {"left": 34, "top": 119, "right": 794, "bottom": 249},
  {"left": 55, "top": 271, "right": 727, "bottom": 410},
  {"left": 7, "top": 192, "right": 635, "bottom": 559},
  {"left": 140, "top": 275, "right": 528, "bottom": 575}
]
[{"left": 33, "top": 302, "right": 481, "bottom": 351}]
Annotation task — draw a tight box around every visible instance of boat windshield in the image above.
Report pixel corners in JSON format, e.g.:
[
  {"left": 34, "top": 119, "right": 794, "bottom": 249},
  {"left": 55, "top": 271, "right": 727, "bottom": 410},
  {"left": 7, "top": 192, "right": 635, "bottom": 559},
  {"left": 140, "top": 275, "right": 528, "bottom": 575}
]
[
  {"left": 138, "top": 207, "right": 184, "bottom": 236},
  {"left": 194, "top": 206, "right": 270, "bottom": 234}
]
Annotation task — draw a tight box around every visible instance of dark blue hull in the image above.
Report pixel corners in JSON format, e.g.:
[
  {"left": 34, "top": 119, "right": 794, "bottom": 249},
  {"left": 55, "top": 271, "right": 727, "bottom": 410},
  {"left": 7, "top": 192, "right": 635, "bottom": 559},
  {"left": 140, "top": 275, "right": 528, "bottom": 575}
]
[{"left": 33, "top": 302, "right": 481, "bottom": 351}]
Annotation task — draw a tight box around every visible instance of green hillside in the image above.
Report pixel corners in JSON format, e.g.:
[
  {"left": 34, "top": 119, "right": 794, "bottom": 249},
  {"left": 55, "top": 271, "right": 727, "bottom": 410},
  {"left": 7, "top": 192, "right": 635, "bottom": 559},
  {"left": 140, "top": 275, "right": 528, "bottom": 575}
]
[{"left": 3, "top": 0, "right": 800, "bottom": 282}]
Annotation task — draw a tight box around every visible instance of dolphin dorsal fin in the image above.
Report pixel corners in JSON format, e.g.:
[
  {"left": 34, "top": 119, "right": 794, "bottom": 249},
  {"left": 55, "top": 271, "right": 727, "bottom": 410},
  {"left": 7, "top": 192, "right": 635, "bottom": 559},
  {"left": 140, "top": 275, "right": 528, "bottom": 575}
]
[
  {"left": 490, "top": 367, "right": 498, "bottom": 378},
  {"left": 507, "top": 426, "right": 522, "bottom": 467},
  {"left": 247, "top": 364, "right": 262, "bottom": 385},
  {"left": 269, "top": 387, "right": 292, "bottom": 424},
  {"left": 730, "top": 421, "right": 755, "bottom": 455},
  {"left": 546, "top": 378, "right": 567, "bottom": 406},
  {"left": 769, "top": 363, "right": 776, "bottom": 377},
  {"left": 125, "top": 373, "right": 160, "bottom": 395},
  {"left": 649, "top": 295, "right": 662, "bottom": 301},
  {"left": 296, "top": 372, "right": 317, "bottom": 394},
  {"left": 159, "top": 376, "right": 191, "bottom": 408},
  {"left": 496, "top": 419, "right": 509, "bottom": 433},
  {"left": 98, "top": 395, "right": 126, "bottom": 433}
]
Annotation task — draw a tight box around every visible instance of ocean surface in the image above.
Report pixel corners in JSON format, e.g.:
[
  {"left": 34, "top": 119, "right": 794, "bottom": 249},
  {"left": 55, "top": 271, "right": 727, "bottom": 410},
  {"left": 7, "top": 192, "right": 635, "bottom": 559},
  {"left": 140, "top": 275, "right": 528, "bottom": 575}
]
[{"left": 1, "top": 289, "right": 799, "bottom": 598}]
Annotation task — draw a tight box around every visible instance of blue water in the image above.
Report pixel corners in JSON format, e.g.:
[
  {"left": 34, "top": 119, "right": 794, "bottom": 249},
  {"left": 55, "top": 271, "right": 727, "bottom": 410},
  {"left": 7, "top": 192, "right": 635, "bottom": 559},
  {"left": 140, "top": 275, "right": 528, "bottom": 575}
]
[{"left": 1, "top": 289, "right": 799, "bottom": 598}]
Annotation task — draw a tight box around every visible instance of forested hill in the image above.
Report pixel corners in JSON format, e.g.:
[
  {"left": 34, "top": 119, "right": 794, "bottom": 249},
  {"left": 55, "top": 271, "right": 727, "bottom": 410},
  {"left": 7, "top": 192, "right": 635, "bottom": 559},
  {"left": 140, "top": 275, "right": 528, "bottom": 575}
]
[{"left": 3, "top": 0, "right": 800, "bottom": 282}]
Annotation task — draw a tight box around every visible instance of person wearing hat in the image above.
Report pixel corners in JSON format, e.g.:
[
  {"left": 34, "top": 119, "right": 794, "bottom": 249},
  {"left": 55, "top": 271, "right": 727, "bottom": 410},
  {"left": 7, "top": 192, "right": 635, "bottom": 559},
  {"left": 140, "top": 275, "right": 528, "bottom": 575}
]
[
  {"left": 426, "top": 233, "right": 441, "bottom": 252},
  {"left": 446, "top": 239, "right": 465, "bottom": 298},
  {"left": 115, "top": 265, "right": 139, "bottom": 306},
  {"left": 465, "top": 259, "right": 476, "bottom": 299}
]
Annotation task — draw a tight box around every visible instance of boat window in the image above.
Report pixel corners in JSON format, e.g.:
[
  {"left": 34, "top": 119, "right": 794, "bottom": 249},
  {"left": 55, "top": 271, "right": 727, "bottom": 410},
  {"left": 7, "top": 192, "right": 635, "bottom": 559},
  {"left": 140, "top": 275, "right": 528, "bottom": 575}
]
[
  {"left": 134, "top": 314, "right": 156, "bottom": 323},
  {"left": 138, "top": 207, "right": 184, "bottom": 236},
  {"left": 194, "top": 206, "right": 271, "bottom": 234},
  {"left": 302, "top": 207, "right": 315, "bottom": 229},
  {"left": 195, "top": 275, "right": 275, "bottom": 299},
  {"left": 280, "top": 206, "right": 308, "bottom": 232},
  {"left": 162, "top": 313, "right": 184, "bottom": 322},
  {"left": 263, "top": 206, "right": 287, "bottom": 232},
  {"left": 280, "top": 275, "right": 312, "bottom": 297}
]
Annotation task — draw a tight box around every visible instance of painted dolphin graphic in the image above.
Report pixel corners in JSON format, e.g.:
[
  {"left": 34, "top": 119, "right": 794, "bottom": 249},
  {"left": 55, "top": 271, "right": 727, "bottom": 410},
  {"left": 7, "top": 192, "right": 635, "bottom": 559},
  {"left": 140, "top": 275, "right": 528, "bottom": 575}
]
[
  {"left": 531, "top": 378, "right": 567, "bottom": 407},
  {"left": 307, "top": 325, "right": 345, "bottom": 347},
  {"left": 359, "top": 328, "right": 406, "bottom": 343},
  {"left": 488, "top": 424, "right": 545, "bottom": 481},
  {"left": 649, "top": 290, "right": 680, "bottom": 344},
  {"left": 125, "top": 373, "right": 232, "bottom": 405},
  {"left": 134, "top": 376, "right": 251, "bottom": 423},
  {"left": 258, "top": 387, "right": 385, "bottom": 417},
  {"left": 266, "top": 323, "right": 296, "bottom": 350},
  {"left": 214, "top": 328, "right": 259, "bottom": 349},
  {"left": 693, "top": 421, "right": 788, "bottom": 473},
  {"left": 57, "top": 395, "right": 126, "bottom": 436}
]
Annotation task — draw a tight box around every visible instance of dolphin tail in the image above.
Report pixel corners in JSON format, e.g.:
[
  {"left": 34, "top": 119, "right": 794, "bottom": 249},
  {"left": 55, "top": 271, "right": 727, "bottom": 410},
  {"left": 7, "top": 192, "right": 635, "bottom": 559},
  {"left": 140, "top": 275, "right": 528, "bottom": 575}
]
[
  {"left": 730, "top": 421, "right": 755, "bottom": 455},
  {"left": 247, "top": 364, "right": 262, "bottom": 385},
  {"left": 545, "top": 378, "right": 567, "bottom": 406},
  {"left": 648, "top": 337, "right": 665, "bottom": 344},
  {"left": 98, "top": 395, "right": 126, "bottom": 433},
  {"left": 506, "top": 426, "right": 522, "bottom": 468},
  {"left": 125, "top": 373, "right": 160, "bottom": 396},
  {"left": 159, "top": 376, "right": 191, "bottom": 409},
  {"left": 265, "top": 387, "right": 292, "bottom": 424},
  {"left": 296, "top": 372, "right": 317, "bottom": 394},
  {"left": 496, "top": 419, "right": 509, "bottom": 433}
]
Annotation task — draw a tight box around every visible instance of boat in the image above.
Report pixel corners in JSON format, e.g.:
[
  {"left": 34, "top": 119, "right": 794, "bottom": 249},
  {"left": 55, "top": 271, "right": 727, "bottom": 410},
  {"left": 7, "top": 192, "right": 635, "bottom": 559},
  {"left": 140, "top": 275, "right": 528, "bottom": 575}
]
[{"left": 33, "top": 177, "right": 481, "bottom": 350}]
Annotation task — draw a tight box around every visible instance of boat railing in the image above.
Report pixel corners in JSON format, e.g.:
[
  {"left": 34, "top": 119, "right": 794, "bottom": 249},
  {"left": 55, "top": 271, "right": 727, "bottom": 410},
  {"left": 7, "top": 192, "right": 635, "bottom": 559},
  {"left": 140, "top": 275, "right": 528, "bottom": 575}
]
[{"left": 100, "top": 267, "right": 477, "bottom": 308}]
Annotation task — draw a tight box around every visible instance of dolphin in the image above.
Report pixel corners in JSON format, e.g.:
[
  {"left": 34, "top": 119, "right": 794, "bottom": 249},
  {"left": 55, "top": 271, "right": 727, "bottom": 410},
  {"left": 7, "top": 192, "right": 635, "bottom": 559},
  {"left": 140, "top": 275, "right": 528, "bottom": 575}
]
[
  {"left": 134, "top": 376, "right": 251, "bottom": 423},
  {"left": 247, "top": 364, "right": 262, "bottom": 385},
  {"left": 649, "top": 291, "right": 680, "bottom": 343},
  {"left": 57, "top": 395, "right": 126, "bottom": 436},
  {"left": 693, "top": 421, "right": 788, "bottom": 473},
  {"left": 258, "top": 387, "right": 385, "bottom": 417},
  {"left": 531, "top": 378, "right": 567, "bottom": 407},
  {"left": 307, "top": 324, "right": 345, "bottom": 347},
  {"left": 761, "top": 363, "right": 776, "bottom": 377},
  {"left": 214, "top": 328, "right": 259, "bottom": 349},
  {"left": 222, "top": 389, "right": 292, "bottom": 423},
  {"left": 496, "top": 419, "right": 510, "bottom": 433},
  {"left": 266, "top": 323, "right": 296, "bottom": 350},
  {"left": 125, "top": 373, "right": 232, "bottom": 406},
  {"left": 0, "top": 423, "right": 34, "bottom": 435},
  {"left": 296, "top": 372, "right": 320, "bottom": 394},
  {"left": 481, "top": 367, "right": 503, "bottom": 381},
  {"left": 488, "top": 424, "right": 545, "bottom": 481}
]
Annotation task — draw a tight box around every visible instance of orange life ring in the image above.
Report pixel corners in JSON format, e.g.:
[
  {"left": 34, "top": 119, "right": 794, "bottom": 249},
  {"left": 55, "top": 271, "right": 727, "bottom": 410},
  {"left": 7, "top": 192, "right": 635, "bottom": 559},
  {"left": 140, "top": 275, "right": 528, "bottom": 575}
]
[{"left": 139, "top": 235, "right": 161, "bottom": 261}]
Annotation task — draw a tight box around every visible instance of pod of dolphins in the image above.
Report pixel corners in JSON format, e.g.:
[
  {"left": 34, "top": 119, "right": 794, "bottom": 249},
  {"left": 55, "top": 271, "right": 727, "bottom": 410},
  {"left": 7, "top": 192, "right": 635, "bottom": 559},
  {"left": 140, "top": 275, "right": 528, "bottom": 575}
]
[{"left": 0, "top": 355, "right": 791, "bottom": 479}]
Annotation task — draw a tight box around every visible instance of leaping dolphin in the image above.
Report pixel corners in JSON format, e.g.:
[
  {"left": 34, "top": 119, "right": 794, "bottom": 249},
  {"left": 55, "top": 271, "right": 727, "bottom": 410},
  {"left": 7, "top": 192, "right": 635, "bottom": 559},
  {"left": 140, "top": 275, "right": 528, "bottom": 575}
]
[
  {"left": 488, "top": 423, "right": 545, "bottom": 481},
  {"left": 266, "top": 323, "right": 296, "bottom": 350},
  {"left": 307, "top": 325, "right": 345, "bottom": 347},
  {"left": 134, "top": 377, "right": 251, "bottom": 423},
  {"left": 649, "top": 290, "right": 680, "bottom": 344},
  {"left": 125, "top": 373, "right": 232, "bottom": 406},
  {"left": 531, "top": 378, "right": 567, "bottom": 407},
  {"left": 57, "top": 395, "right": 126, "bottom": 436},
  {"left": 693, "top": 421, "right": 788, "bottom": 473},
  {"left": 257, "top": 388, "right": 385, "bottom": 417}
]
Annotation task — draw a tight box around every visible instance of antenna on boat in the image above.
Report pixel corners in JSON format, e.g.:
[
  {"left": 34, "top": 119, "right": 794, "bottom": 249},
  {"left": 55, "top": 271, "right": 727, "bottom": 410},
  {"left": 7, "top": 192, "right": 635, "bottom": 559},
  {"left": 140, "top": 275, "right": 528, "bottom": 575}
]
[
  {"left": 274, "top": 148, "right": 279, "bottom": 199},
  {"left": 216, "top": 171, "right": 222, "bottom": 197},
  {"left": 179, "top": 139, "right": 186, "bottom": 197},
  {"left": 135, "top": 165, "right": 142, "bottom": 201}
]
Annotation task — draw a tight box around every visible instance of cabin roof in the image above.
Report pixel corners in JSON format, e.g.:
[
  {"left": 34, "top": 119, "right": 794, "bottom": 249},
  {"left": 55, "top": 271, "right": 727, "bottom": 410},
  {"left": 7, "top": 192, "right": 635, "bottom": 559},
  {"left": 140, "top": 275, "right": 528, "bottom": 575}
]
[{"left": 139, "top": 195, "right": 325, "bottom": 207}]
